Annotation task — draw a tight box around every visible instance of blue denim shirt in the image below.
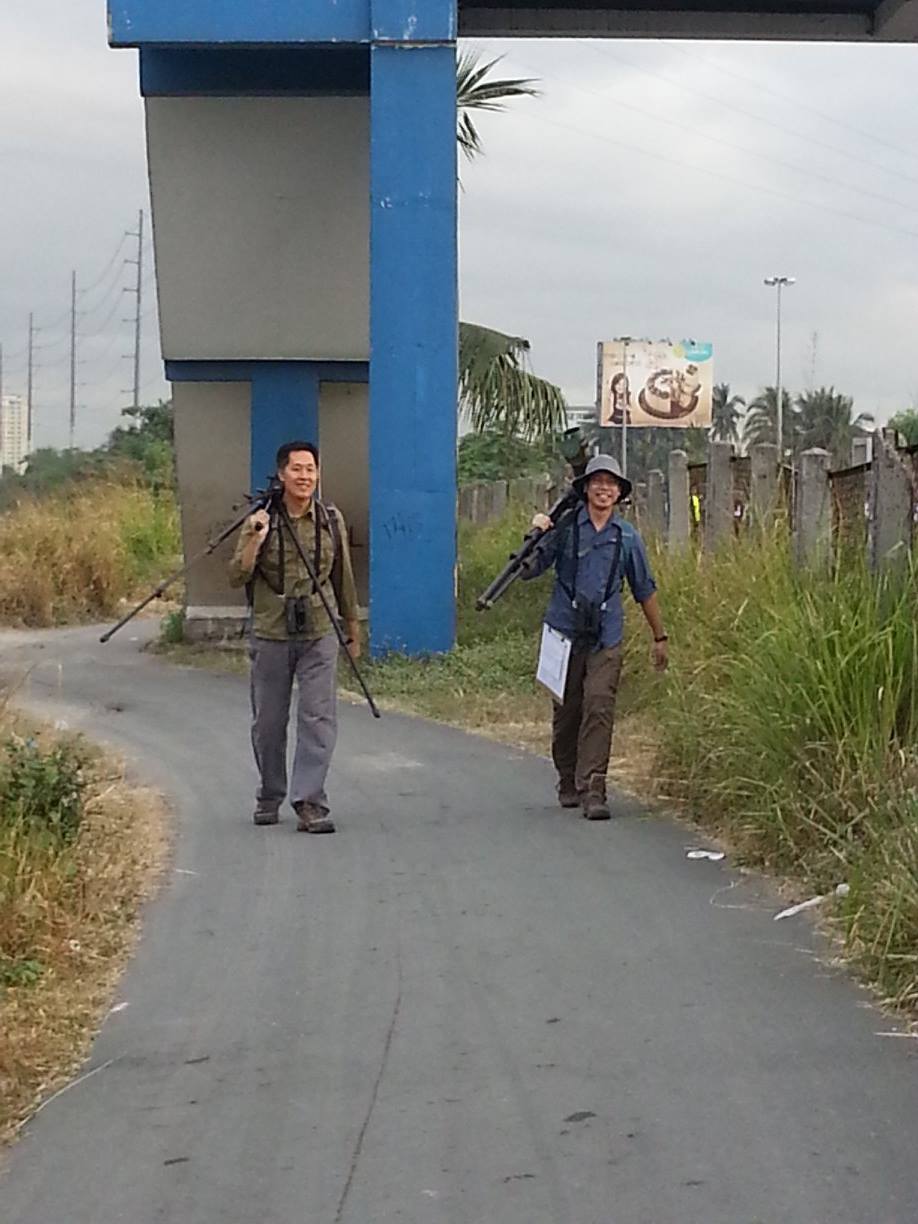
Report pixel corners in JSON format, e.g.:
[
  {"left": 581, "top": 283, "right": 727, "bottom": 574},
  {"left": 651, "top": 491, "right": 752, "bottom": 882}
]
[{"left": 524, "top": 507, "right": 656, "bottom": 650}]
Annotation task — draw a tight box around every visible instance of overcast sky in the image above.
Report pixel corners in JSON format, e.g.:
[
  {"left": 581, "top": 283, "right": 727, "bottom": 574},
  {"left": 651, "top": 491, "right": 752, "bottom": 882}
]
[{"left": 2, "top": 3, "right": 917, "bottom": 451}]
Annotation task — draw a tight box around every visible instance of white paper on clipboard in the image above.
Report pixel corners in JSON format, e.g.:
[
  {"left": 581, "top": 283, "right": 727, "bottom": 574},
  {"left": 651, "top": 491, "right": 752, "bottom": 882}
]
[{"left": 537, "top": 624, "right": 572, "bottom": 702}]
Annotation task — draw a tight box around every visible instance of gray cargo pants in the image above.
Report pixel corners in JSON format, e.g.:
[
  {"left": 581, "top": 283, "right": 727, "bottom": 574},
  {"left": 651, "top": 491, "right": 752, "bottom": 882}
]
[{"left": 249, "top": 633, "right": 339, "bottom": 815}]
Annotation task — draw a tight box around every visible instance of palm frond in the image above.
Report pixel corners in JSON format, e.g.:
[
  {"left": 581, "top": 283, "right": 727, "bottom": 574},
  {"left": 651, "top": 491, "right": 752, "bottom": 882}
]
[
  {"left": 457, "top": 51, "right": 540, "bottom": 162},
  {"left": 711, "top": 382, "right": 746, "bottom": 443},
  {"left": 459, "top": 322, "right": 566, "bottom": 441}
]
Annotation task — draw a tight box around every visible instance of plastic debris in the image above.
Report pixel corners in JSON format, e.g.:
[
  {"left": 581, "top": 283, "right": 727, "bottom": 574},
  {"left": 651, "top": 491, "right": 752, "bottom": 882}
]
[
  {"left": 774, "top": 883, "right": 849, "bottom": 922},
  {"left": 686, "top": 849, "right": 726, "bottom": 862}
]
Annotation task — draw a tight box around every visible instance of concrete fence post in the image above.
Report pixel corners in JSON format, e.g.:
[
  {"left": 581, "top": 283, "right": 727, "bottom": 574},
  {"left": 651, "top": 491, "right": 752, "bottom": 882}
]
[
  {"left": 868, "top": 429, "right": 913, "bottom": 573},
  {"left": 750, "top": 442, "right": 780, "bottom": 524},
  {"left": 794, "top": 448, "right": 832, "bottom": 568},
  {"left": 645, "top": 469, "right": 665, "bottom": 540},
  {"left": 704, "top": 441, "right": 733, "bottom": 550},
  {"left": 667, "top": 450, "right": 690, "bottom": 551}
]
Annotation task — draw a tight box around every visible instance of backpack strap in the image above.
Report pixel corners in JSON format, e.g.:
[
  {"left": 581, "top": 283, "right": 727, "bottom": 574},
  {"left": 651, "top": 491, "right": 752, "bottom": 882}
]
[
  {"left": 318, "top": 500, "right": 345, "bottom": 611},
  {"left": 248, "top": 510, "right": 285, "bottom": 605},
  {"left": 246, "top": 501, "right": 344, "bottom": 610}
]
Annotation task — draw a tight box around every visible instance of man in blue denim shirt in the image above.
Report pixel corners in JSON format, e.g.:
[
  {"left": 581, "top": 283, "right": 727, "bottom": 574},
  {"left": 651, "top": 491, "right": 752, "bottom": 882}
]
[{"left": 525, "top": 455, "right": 668, "bottom": 819}]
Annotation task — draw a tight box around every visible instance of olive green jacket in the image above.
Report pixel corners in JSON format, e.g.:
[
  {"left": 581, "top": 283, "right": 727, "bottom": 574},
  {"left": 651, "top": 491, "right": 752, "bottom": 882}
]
[{"left": 228, "top": 499, "right": 359, "bottom": 641}]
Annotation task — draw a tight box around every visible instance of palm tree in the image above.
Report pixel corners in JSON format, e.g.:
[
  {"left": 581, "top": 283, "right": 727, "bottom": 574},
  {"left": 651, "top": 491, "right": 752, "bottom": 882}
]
[
  {"left": 743, "top": 386, "right": 797, "bottom": 453},
  {"left": 889, "top": 409, "right": 918, "bottom": 447},
  {"left": 456, "top": 52, "right": 539, "bottom": 162},
  {"left": 711, "top": 383, "right": 745, "bottom": 445},
  {"left": 459, "top": 322, "right": 566, "bottom": 441},
  {"left": 795, "top": 387, "right": 873, "bottom": 468},
  {"left": 456, "top": 55, "right": 563, "bottom": 442}
]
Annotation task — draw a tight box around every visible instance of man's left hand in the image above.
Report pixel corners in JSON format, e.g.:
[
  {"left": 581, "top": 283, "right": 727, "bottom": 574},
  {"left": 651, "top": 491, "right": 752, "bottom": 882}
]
[
  {"left": 347, "top": 623, "right": 362, "bottom": 661},
  {"left": 652, "top": 639, "right": 669, "bottom": 672}
]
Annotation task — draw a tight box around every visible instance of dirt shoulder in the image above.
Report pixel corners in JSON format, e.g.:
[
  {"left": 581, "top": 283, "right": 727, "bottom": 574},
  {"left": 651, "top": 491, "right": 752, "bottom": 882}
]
[{"left": 0, "top": 712, "right": 170, "bottom": 1145}]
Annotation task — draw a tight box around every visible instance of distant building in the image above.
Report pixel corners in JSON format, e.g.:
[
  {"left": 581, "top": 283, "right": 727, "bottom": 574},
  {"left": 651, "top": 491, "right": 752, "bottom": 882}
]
[
  {"left": 0, "top": 395, "right": 28, "bottom": 471},
  {"left": 566, "top": 405, "right": 598, "bottom": 433}
]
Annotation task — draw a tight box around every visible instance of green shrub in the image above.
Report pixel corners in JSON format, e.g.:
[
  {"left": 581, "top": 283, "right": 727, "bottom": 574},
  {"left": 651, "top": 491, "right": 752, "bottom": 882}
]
[
  {"left": 118, "top": 489, "right": 181, "bottom": 584},
  {"left": 0, "top": 957, "right": 44, "bottom": 988},
  {"left": 0, "top": 736, "right": 87, "bottom": 846},
  {"left": 160, "top": 609, "right": 186, "bottom": 645}
]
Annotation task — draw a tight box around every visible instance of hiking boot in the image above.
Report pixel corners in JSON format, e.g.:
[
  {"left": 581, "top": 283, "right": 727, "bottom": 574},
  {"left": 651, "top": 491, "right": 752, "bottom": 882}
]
[
  {"left": 558, "top": 780, "right": 580, "bottom": 809},
  {"left": 582, "top": 790, "right": 611, "bottom": 821},
  {"left": 253, "top": 805, "right": 279, "bottom": 826},
  {"left": 294, "top": 802, "right": 336, "bottom": 835}
]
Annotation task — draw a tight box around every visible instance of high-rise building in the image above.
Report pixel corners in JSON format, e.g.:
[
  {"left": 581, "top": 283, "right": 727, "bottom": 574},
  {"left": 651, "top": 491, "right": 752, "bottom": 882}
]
[{"left": 0, "top": 394, "right": 28, "bottom": 471}]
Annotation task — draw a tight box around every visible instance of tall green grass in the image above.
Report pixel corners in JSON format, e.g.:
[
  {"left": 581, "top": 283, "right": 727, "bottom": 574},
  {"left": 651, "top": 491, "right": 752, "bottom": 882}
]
[
  {"left": 623, "top": 528, "right": 918, "bottom": 1008},
  {"left": 351, "top": 510, "right": 550, "bottom": 715},
  {"left": 360, "top": 511, "right": 918, "bottom": 1008}
]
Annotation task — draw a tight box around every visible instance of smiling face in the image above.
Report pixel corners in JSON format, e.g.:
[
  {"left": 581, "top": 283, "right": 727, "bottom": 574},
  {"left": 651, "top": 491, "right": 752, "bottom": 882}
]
[
  {"left": 279, "top": 449, "right": 319, "bottom": 504},
  {"left": 586, "top": 471, "right": 622, "bottom": 514}
]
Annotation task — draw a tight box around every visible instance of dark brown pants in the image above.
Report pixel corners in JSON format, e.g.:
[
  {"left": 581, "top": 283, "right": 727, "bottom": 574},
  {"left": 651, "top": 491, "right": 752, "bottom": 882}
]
[{"left": 551, "top": 645, "right": 623, "bottom": 797}]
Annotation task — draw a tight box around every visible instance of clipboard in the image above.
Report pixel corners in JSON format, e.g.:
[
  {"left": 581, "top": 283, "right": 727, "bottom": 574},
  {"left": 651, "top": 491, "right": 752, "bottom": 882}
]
[{"left": 536, "top": 623, "right": 572, "bottom": 702}]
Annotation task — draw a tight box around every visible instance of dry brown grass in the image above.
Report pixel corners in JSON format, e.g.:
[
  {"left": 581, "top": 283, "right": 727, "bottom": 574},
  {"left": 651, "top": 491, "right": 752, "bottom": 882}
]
[
  {"left": 0, "top": 481, "right": 179, "bottom": 628},
  {"left": 0, "top": 712, "right": 169, "bottom": 1143}
]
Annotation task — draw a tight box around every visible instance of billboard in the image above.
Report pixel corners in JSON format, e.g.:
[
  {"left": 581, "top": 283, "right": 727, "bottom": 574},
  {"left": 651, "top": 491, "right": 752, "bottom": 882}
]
[{"left": 597, "top": 339, "right": 714, "bottom": 429}]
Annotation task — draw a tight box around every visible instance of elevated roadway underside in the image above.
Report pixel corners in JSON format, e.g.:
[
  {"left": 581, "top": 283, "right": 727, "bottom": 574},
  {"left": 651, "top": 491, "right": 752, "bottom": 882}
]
[{"left": 458, "top": 0, "right": 918, "bottom": 41}]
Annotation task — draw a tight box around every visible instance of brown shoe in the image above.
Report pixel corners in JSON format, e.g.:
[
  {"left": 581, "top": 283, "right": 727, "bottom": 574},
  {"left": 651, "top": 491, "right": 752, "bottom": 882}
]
[
  {"left": 582, "top": 791, "right": 611, "bottom": 821},
  {"left": 558, "top": 780, "right": 580, "bottom": 809},
  {"left": 253, "top": 805, "right": 279, "bottom": 826},
  {"left": 295, "top": 802, "right": 336, "bottom": 834}
]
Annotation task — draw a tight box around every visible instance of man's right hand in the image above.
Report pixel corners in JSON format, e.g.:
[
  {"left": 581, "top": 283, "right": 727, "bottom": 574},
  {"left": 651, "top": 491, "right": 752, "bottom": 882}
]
[
  {"left": 531, "top": 513, "right": 553, "bottom": 533},
  {"left": 244, "top": 509, "right": 270, "bottom": 549}
]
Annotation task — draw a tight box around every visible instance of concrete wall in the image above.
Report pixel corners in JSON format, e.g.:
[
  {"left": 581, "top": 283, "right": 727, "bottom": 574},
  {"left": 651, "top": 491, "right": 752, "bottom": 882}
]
[
  {"left": 319, "top": 381, "right": 369, "bottom": 604},
  {"left": 173, "top": 381, "right": 250, "bottom": 615},
  {"left": 146, "top": 96, "right": 369, "bottom": 361}
]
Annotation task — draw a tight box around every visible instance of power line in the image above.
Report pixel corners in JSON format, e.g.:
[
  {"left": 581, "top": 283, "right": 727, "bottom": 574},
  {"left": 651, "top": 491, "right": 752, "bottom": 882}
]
[
  {"left": 78, "top": 232, "right": 130, "bottom": 297},
  {"left": 77, "top": 248, "right": 137, "bottom": 323},
  {"left": 505, "top": 54, "right": 918, "bottom": 220},
  {"left": 512, "top": 107, "right": 918, "bottom": 243},
  {"left": 661, "top": 40, "right": 918, "bottom": 166},
  {"left": 81, "top": 291, "right": 130, "bottom": 341},
  {"left": 582, "top": 44, "right": 918, "bottom": 192},
  {"left": 2, "top": 214, "right": 158, "bottom": 452}
]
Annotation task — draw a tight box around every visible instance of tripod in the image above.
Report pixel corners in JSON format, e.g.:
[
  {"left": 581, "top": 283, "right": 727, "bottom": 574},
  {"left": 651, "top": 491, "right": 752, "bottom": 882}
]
[{"left": 100, "top": 481, "right": 381, "bottom": 719}]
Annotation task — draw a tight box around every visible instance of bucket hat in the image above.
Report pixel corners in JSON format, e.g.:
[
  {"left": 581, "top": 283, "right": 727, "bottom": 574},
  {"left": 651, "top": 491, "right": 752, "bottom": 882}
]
[{"left": 572, "top": 453, "right": 633, "bottom": 502}]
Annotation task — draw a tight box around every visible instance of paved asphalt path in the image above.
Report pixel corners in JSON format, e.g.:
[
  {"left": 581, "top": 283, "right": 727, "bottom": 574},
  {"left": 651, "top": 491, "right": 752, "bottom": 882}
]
[{"left": 1, "top": 625, "right": 917, "bottom": 1224}]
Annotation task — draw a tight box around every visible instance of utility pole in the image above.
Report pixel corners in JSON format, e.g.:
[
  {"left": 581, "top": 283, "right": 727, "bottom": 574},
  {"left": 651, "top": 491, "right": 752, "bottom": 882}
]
[
  {"left": 763, "top": 276, "right": 795, "bottom": 461},
  {"left": 125, "top": 209, "right": 144, "bottom": 411},
  {"left": 620, "top": 336, "right": 631, "bottom": 478},
  {"left": 27, "top": 312, "right": 35, "bottom": 454},
  {"left": 0, "top": 341, "right": 4, "bottom": 462},
  {"left": 69, "top": 270, "right": 78, "bottom": 449}
]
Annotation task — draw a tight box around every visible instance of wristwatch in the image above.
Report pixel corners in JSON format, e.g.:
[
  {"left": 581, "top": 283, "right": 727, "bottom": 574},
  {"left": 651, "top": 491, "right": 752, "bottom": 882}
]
[{"left": 654, "top": 634, "right": 669, "bottom": 643}]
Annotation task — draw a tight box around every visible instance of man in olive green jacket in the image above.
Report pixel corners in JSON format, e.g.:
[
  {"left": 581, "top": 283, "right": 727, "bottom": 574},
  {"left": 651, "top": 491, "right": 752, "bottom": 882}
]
[{"left": 229, "top": 441, "right": 360, "bottom": 833}]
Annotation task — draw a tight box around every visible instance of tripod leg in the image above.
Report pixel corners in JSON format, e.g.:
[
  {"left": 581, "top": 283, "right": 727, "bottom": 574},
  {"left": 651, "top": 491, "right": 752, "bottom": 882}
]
[{"left": 277, "top": 507, "right": 381, "bottom": 719}]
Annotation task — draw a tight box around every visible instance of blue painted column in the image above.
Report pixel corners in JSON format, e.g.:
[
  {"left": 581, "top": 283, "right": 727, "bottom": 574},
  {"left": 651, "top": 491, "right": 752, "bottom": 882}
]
[
  {"left": 250, "top": 364, "right": 320, "bottom": 492},
  {"left": 369, "top": 0, "right": 458, "bottom": 655}
]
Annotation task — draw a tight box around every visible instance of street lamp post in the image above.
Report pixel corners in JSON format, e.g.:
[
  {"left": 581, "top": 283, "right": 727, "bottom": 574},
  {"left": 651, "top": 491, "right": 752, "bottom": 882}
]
[{"left": 763, "top": 275, "right": 795, "bottom": 460}]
